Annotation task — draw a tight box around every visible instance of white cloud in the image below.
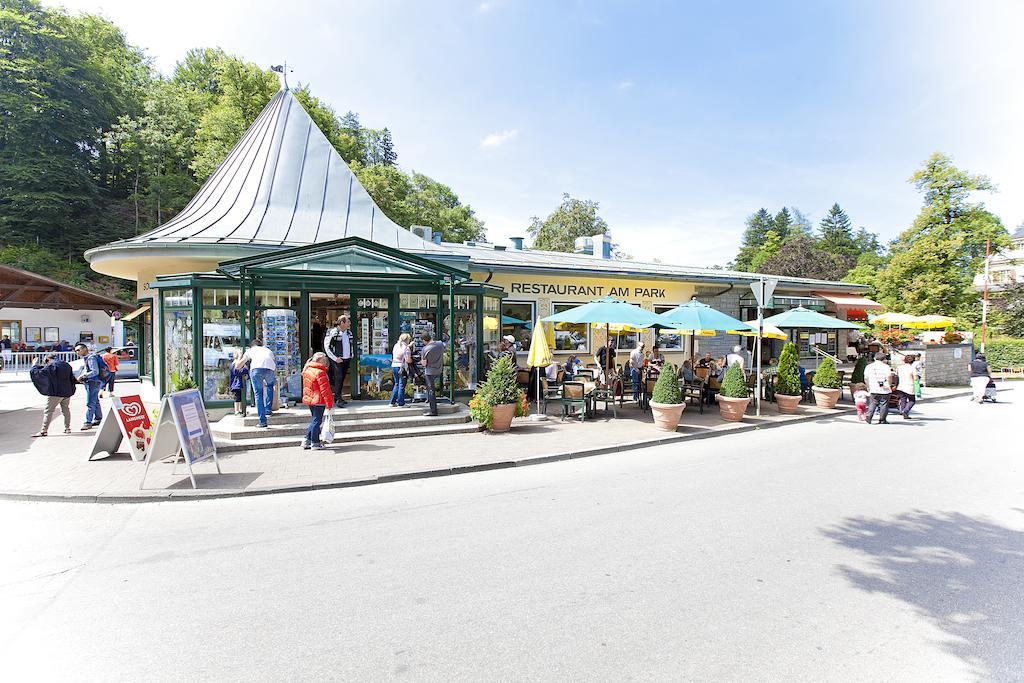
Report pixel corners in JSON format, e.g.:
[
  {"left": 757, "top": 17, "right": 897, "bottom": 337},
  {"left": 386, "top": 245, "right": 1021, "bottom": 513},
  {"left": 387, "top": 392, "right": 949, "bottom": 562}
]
[
  {"left": 616, "top": 79, "right": 633, "bottom": 90},
  {"left": 477, "top": 1, "right": 496, "bottom": 12},
  {"left": 480, "top": 128, "right": 519, "bottom": 148}
]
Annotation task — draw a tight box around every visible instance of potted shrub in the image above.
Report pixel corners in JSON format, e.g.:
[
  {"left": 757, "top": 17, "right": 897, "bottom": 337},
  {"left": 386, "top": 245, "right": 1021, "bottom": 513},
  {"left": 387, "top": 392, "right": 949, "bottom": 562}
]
[
  {"left": 851, "top": 355, "right": 868, "bottom": 384},
  {"left": 811, "top": 357, "right": 842, "bottom": 408},
  {"left": 717, "top": 361, "right": 749, "bottom": 421},
  {"left": 775, "top": 342, "right": 802, "bottom": 414},
  {"left": 468, "top": 354, "right": 528, "bottom": 432},
  {"left": 649, "top": 363, "right": 685, "bottom": 431}
]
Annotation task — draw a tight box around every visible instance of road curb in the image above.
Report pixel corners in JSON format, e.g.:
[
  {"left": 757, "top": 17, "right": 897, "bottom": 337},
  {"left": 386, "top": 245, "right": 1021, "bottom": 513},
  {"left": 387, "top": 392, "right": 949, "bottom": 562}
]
[{"left": 0, "top": 389, "right": 978, "bottom": 504}]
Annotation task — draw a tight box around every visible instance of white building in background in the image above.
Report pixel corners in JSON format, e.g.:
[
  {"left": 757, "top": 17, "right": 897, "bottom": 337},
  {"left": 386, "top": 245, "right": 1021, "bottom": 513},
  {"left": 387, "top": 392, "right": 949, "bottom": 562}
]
[{"left": 975, "top": 225, "right": 1024, "bottom": 290}]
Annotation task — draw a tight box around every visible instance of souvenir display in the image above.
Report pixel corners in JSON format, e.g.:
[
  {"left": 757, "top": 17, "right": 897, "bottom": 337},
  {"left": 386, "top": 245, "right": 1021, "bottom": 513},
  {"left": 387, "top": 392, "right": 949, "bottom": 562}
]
[
  {"left": 258, "top": 309, "right": 301, "bottom": 400},
  {"left": 164, "top": 310, "right": 193, "bottom": 387}
]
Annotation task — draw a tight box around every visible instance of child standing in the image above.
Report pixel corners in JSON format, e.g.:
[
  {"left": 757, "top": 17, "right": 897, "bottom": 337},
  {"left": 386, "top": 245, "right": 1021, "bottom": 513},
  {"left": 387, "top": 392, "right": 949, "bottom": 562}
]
[
  {"left": 852, "top": 382, "right": 870, "bottom": 422},
  {"left": 229, "top": 355, "right": 249, "bottom": 417}
]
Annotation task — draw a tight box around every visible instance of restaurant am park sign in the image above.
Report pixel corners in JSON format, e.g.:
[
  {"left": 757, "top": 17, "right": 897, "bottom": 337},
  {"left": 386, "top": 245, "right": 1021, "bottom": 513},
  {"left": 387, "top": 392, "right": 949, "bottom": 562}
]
[{"left": 509, "top": 282, "right": 669, "bottom": 299}]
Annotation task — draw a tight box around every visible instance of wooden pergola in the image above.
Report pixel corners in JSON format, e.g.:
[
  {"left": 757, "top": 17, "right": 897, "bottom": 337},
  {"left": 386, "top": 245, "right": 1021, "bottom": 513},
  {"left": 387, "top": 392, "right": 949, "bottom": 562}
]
[{"left": 0, "top": 265, "right": 132, "bottom": 314}]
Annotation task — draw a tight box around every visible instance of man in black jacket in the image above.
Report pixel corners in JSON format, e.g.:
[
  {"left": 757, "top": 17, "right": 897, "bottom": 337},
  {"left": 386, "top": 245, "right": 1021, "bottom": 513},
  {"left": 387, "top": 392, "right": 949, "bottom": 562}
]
[{"left": 31, "top": 354, "right": 76, "bottom": 437}]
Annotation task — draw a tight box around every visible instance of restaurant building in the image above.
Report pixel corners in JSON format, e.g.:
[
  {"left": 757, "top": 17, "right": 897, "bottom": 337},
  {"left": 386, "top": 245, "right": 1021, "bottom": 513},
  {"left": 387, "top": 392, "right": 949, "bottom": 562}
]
[{"left": 86, "top": 84, "right": 878, "bottom": 408}]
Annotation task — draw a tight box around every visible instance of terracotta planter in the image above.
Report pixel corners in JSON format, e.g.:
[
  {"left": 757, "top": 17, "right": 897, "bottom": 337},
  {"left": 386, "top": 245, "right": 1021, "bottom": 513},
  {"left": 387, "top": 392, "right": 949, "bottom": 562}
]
[
  {"left": 718, "top": 395, "right": 749, "bottom": 422},
  {"left": 489, "top": 402, "right": 517, "bottom": 432},
  {"left": 812, "top": 387, "right": 841, "bottom": 409},
  {"left": 776, "top": 393, "right": 802, "bottom": 414},
  {"left": 650, "top": 401, "right": 686, "bottom": 432}
]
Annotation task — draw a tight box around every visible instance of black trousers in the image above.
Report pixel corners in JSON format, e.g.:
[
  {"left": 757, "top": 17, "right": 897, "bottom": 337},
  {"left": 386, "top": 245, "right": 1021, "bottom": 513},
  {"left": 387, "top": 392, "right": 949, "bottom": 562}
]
[
  {"left": 424, "top": 373, "right": 440, "bottom": 415},
  {"left": 866, "top": 392, "right": 890, "bottom": 423},
  {"left": 896, "top": 390, "right": 916, "bottom": 416},
  {"left": 329, "top": 358, "right": 350, "bottom": 402}
]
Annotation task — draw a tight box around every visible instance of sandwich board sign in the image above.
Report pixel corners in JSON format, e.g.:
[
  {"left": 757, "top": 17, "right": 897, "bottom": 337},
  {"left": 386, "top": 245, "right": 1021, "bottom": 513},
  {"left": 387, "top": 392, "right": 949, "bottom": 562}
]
[
  {"left": 140, "top": 388, "right": 221, "bottom": 490},
  {"left": 88, "top": 395, "right": 152, "bottom": 462}
]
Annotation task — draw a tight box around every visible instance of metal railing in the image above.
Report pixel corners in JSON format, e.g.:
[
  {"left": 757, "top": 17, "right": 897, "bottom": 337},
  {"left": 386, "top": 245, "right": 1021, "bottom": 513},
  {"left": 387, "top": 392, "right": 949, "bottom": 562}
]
[
  {"left": 810, "top": 345, "right": 843, "bottom": 365},
  {"left": 0, "top": 351, "right": 78, "bottom": 374}
]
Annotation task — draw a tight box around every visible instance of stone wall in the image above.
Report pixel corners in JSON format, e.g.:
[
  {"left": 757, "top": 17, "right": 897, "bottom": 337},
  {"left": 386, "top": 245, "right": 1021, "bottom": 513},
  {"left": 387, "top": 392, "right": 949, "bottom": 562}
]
[
  {"left": 693, "top": 287, "right": 745, "bottom": 360},
  {"left": 904, "top": 343, "right": 972, "bottom": 386}
]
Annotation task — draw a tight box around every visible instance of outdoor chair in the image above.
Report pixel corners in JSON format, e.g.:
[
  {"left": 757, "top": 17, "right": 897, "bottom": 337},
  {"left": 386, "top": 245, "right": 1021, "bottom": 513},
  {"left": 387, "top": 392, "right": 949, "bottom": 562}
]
[
  {"left": 560, "top": 381, "right": 590, "bottom": 421},
  {"left": 681, "top": 380, "right": 704, "bottom": 414},
  {"left": 516, "top": 369, "right": 531, "bottom": 388},
  {"left": 695, "top": 367, "right": 710, "bottom": 382},
  {"left": 640, "top": 376, "right": 658, "bottom": 412},
  {"left": 540, "top": 372, "right": 564, "bottom": 413},
  {"left": 591, "top": 386, "right": 619, "bottom": 418},
  {"left": 576, "top": 368, "right": 596, "bottom": 381},
  {"left": 746, "top": 372, "right": 757, "bottom": 399}
]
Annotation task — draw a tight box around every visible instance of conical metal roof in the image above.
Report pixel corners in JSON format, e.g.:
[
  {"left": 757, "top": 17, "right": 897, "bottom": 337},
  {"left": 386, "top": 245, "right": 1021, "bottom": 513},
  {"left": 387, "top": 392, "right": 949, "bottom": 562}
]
[{"left": 120, "top": 88, "right": 441, "bottom": 252}]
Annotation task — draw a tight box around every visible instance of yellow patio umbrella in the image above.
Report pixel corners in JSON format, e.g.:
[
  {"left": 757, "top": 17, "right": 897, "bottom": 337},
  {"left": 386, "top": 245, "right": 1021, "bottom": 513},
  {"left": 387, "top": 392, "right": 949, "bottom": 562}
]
[
  {"left": 731, "top": 321, "right": 788, "bottom": 341},
  {"left": 526, "top": 318, "right": 554, "bottom": 419},
  {"left": 904, "top": 314, "right": 957, "bottom": 330},
  {"left": 871, "top": 312, "right": 917, "bottom": 326}
]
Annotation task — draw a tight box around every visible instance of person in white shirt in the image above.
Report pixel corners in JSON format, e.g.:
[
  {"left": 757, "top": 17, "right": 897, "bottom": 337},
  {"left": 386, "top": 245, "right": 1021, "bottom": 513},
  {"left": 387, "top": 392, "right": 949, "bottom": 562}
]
[
  {"left": 234, "top": 338, "right": 277, "bottom": 427},
  {"left": 895, "top": 355, "right": 918, "bottom": 419},
  {"left": 545, "top": 362, "right": 559, "bottom": 382},
  {"left": 629, "top": 342, "right": 646, "bottom": 402},
  {"left": 726, "top": 345, "right": 746, "bottom": 371},
  {"left": 863, "top": 352, "right": 893, "bottom": 424},
  {"left": 323, "top": 316, "right": 353, "bottom": 406}
]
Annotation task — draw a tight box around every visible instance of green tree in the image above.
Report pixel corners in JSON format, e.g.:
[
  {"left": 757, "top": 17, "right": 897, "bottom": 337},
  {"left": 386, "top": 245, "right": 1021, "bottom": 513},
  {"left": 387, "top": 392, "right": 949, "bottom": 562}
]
[
  {"left": 842, "top": 250, "right": 888, "bottom": 299},
  {"left": 818, "top": 203, "right": 858, "bottom": 263},
  {"left": 757, "top": 233, "right": 848, "bottom": 281},
  {"left": 379, "top": 128, "right": 397, "bottom": 167},
  {"left": 991, "top": 282, "right": 1024, "bottom": 337},
  {"left": 528, "top": 194, "right": 610, "bottom": 253},
  {"left": 788, "top": 207, "right": 814, "bottom": 236},
  {"left": 733, "top": 208, "right": 775, "bottom": 271},
  {"left": 875, "top": 153, "right": 1009, "bottom": 316},
  {"left": 776, "top": 342, "right": 801, "bottom": 396},
  {"left": 773, "top": 207, "right": 793, "bottom": 240},
  {"left": 190, "top": 56, "right": 277, "bottom": 180},
  {"left": 749, "top": 230, "right": 783, "bottom": 271}
]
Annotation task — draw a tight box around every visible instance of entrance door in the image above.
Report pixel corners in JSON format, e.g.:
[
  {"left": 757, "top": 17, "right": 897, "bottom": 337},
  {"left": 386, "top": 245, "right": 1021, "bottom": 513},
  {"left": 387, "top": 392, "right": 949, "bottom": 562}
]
[
  {"left": 309, "top": 293, "right": 352, "bottom": 398},
  {"left": 353, "top": 295, "right": 391, "bottom": 400}
]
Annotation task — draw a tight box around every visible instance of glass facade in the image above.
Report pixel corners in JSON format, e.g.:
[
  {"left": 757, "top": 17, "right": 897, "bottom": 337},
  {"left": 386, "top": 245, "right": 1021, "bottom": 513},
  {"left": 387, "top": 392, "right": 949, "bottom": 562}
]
[
  {"left": 445, "top": 295, "right": 478, "bottom": 391},
  {"left": 162, "top": 289, "right": 194, "bottom": 391},
  {"left": 255, "top": 293, "right": 302, "bottom": 400},
  {"left": 202, "top": 307, "right": 242, "bottom": 402},
  {"left": 140, "top": 303, "right": 154, "bottom": 378},
  {"left": 501, "top": 301, "right": 534, "bottom": 353}
]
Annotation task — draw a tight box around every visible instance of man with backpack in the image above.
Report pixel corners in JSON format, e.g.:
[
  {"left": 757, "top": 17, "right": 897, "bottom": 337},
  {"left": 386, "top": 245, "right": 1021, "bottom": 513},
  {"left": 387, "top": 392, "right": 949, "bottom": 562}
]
[
  {"left": 31, "top": 354, "right": 76, "bottom": 437},
  {"left": 74, "top": 342, "right": 108, "bottom": 430}
]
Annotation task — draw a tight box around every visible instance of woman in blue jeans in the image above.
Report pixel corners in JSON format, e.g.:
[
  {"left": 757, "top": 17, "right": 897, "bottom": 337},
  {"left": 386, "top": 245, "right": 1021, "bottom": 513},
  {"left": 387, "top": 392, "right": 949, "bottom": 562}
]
[
  {"left": 301, "top": 352, "right": 334, "bottom": 449},
  {"left": 389, "top": 333, "right": 413, "bottom": 407}
]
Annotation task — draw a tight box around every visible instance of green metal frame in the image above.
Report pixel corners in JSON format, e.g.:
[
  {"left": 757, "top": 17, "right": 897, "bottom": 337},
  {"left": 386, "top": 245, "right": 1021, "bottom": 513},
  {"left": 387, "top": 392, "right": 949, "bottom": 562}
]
[{"left": 150, "top": 239, "right": 504, "bottom": 406}]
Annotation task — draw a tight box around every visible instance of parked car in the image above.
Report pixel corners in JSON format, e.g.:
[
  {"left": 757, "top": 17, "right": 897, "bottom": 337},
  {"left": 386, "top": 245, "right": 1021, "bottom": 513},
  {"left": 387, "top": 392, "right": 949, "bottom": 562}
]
[{"left": 109, "top": 346, "right": 139, "bottom": 379}]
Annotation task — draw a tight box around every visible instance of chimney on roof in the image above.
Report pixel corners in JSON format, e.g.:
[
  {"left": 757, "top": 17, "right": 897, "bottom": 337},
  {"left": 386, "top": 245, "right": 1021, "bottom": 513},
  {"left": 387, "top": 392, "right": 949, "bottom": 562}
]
[
  {"left": 509, "top": 236, "right": 524, "bottom": 250},
  {"left": 573, "top": 233, "right": 613, "bottom": 259}
]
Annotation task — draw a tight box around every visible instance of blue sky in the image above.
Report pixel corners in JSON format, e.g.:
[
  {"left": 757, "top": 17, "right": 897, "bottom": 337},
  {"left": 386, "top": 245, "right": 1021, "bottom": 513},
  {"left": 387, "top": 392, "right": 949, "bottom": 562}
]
[{"left": 49, "top": 0, "right": 1024, "bottom": 265}]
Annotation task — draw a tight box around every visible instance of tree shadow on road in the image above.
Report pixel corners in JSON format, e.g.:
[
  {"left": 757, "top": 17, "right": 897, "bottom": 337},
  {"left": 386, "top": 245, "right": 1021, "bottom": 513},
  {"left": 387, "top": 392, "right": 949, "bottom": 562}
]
[{"left": 823, "top": 510, "right": 1024, "bottom": 682}]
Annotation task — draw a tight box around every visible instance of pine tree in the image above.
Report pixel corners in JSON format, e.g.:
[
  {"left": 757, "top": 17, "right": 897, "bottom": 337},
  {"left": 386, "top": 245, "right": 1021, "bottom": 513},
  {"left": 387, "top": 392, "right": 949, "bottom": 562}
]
[
  {"left": 733, "top": 208, "right": 775, "bottom": 271},
  {"left": 379, "top": 128, "right": 397, "bottom": 166},
  {"left": 818, "top": 203, "right": 857, "bottom": 262},
  {"left": 773, "top": 207, "right": 793, "bottom": 240}
]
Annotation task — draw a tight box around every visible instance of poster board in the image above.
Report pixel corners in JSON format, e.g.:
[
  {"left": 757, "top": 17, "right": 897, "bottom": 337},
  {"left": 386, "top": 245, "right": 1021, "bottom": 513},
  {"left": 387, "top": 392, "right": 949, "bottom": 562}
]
[
  {"left": 88, "top": 394, "right": 152, "bottom": 461},
  {"left": 140, "top": 389, "right": 221, "bottom": 490}
]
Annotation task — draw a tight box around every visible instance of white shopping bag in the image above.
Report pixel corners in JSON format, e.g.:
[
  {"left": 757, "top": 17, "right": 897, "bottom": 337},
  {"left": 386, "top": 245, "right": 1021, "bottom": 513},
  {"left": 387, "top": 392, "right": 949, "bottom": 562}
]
[{"left": 319, "top": 412, "right": 335, "bottom": 443}]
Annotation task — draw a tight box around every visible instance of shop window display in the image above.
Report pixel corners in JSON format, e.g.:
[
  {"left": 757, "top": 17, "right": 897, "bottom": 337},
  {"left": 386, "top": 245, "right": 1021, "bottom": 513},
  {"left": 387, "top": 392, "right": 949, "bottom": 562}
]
[
  {"left": 482, "top": 296, "right": 501, "bottom": 376},
  {"left": 355, "top": 300, "right": 390, "bottom": 399},
  {"left": 444, "top": 295, "right": 478, "bottom": 391},
  {"left": 162, "top": 289, "right": 193, "bottom": 390},
  {"left": 202, "top": 307, "right": 242, "bottom": 402},
  {"left": 255, "top": 298, "right": 302, "bottom": 399}
]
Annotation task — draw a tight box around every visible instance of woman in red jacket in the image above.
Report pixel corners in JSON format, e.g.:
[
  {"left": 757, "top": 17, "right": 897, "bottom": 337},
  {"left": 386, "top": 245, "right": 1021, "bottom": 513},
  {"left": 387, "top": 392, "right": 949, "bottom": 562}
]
[{"left": 301, "top": 352, "right": 334, "bottom": 450}]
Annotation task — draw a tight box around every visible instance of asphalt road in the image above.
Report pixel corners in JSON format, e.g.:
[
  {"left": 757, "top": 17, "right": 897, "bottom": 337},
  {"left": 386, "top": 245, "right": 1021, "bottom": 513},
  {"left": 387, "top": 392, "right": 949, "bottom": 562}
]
[{"left": 2, "top": 387, "right": 1022, "bottom": 681}]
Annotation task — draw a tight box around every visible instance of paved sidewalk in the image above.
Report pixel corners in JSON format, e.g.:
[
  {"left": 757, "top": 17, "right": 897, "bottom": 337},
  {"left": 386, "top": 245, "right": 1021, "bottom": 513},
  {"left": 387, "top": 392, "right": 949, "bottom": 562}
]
[{"left": 0, "top": 375, "right": 979, "bottom": 502}]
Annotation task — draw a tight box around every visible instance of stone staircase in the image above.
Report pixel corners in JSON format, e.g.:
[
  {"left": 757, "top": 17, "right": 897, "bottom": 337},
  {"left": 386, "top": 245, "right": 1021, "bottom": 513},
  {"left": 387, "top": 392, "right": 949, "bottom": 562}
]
[{"left": 211, "top": 401, "right": 478, "bottom": 452}]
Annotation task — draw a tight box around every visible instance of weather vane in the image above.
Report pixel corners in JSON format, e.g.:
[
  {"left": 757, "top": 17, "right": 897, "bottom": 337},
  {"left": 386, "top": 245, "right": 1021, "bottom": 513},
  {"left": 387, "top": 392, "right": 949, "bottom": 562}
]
[{"left": 270, "top": 62, "right": 292, "bottom": 90}]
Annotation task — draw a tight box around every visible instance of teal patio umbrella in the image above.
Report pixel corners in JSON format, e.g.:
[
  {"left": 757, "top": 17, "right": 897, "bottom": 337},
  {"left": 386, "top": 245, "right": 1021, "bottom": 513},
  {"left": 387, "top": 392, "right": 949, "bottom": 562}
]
[
  {"left": 542, "top": 297, "right": 661, "bottom": 385},
  {"left": 763, "top": 306, "right": 863, "bottom": 330},
  {"left": 654, "top": 297, "right": 755, "bottom": 369}
]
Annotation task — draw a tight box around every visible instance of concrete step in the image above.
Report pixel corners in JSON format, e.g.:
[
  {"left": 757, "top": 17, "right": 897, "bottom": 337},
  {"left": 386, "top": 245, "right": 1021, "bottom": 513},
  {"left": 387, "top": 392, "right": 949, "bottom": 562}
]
[
  {"left": 230, "top": 401, "right": 460, "bottom": 427},
  {"left": 214, "top": 421, "right": 481, "bottom": 453},
  {"left": 213, "top": 408, "right": 472, "bottom": 441}
]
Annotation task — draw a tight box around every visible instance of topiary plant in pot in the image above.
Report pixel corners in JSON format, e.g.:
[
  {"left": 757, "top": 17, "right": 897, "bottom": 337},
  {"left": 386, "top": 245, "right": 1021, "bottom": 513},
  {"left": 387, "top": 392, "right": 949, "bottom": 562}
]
[
  {"left": 649, "top": 363, "right": 685, "bottom": 431},
  {"left": 811, "top": 357, "right": 842, "bottom": 408},
  {"left": 717, "top": 361, "right": 749, "bottom": 421},
  {"left": 851, "top": 355, "right": 867, "bottom": 384},
  {"left": 469, "top": 354, "right": 526, "bottom": 432},
  {"left": 775, "top": 341, "right": 802, "bottom": 414}
]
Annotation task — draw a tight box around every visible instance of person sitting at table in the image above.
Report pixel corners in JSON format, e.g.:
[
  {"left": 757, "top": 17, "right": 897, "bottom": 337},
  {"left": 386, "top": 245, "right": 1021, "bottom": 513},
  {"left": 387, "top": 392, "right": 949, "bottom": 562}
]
[
  {"left": 696, "top": 352, "right": 715, "bottom": 369},
  {"left": 545, "top": 361, "right": 560, "bottom": 382},
  {"left": 650, "top": 344, "right": 665, "bottom": 366},
  {"left": 563, "top": 354, "right": 582, "bottom": 380},
  {"left": 679, "top": 359, "right": 697, "bottom": 383}
]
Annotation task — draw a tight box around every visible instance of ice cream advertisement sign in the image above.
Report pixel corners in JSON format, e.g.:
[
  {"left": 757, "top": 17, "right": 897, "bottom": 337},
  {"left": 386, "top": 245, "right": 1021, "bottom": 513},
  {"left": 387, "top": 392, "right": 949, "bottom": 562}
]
[{"left": 113, "top": 395, "right": 152, "bottom": 460}]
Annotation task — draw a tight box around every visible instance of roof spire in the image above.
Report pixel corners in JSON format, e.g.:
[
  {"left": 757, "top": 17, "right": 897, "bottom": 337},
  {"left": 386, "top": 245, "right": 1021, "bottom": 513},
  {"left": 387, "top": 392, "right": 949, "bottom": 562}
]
[{"left": 270, "top": 62, "right": 291, "bottom": 91}]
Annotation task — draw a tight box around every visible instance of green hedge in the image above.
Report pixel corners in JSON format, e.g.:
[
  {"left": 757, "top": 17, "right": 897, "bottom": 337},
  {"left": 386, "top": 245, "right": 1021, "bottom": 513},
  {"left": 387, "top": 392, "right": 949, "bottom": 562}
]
[{"left": 984, "top": 338, "right": 1024, "bottom": 368}]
